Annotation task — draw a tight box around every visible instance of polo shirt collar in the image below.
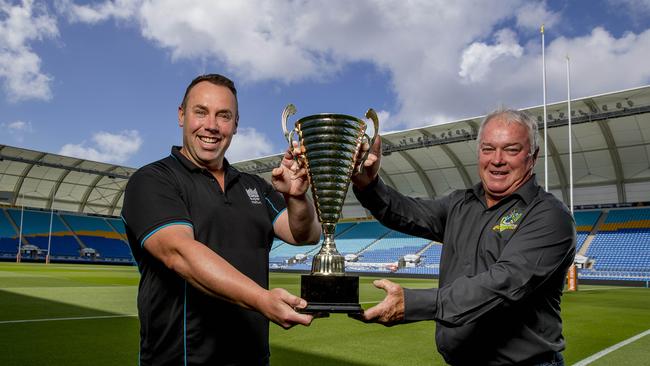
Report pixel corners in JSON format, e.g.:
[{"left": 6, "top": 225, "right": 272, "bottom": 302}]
[
  {"left": 170, "top": 146, "right": 241, "bottom": 181},
  {"left": 466, "top": 174, "right": 540, "bottom": 208}
]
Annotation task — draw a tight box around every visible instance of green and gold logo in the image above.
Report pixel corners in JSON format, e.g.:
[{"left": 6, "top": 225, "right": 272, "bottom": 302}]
[{"left": 493, "top": 209, "right": 523, "bottom": 233}]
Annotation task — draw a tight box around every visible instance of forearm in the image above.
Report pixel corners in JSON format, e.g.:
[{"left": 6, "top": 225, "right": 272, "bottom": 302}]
[
  {"left": 284, "top": 193, "right": 321, "bottom": 244},
  {"left": 158, "top": 237, "right": 268, "bottom": 311}
]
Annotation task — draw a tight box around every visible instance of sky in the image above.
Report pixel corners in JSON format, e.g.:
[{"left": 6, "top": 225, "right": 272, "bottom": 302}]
[{"left": 1, "top": 0, "right": 650, "bottom": 168}]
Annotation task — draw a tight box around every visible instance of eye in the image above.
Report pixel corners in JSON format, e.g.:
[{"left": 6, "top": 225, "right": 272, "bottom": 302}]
[
  {"left": 216, "top": 111, "right": 233, "bottom": 121},
  {"left": 504, "top": 147, "right": 522, "bottom": 155},
  {"left": 481, "top": 146, "right": 495, "bottom": 154},
  {"left": 194, "top": 109, "right": 207, "bottom": 117}
]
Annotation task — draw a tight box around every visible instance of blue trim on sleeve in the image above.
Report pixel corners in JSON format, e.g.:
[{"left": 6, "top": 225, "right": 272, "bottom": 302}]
[
  {"left": 265, "top": 197, "right": 281, "bottom": 215},
  {"left": 272, "top": 207, "right": 287, "bottom": 226},
  {"left": 140, "top": 222, "right": 193, "bottom": 248}
]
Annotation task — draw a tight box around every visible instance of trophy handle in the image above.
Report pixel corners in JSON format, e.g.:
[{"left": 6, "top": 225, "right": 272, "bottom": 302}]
[
  {"left": 282, "top": 104, "right": 297, "bottom": 148},
  {"left": 358, "top": 108, "right": 380, "bottom": 173}
]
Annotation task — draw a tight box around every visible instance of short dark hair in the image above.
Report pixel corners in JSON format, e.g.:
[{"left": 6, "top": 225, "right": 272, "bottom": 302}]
[{"left": 180, "top": 74, "right": 238, "bottom": 110}]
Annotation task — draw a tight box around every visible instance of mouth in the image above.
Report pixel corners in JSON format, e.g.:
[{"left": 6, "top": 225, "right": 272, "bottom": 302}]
[
  {"left": 490, "top": 170, "right": 509, "bottom": 176},
  {"left": 198, "top": 135, "right": 220, "bottom": 144}
]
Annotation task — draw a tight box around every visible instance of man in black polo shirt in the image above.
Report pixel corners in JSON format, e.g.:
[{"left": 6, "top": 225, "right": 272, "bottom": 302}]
[
  {"left": 121, "top": 74, "right": 321, "bottom": 366},
  {"left": 350, "top": 109, "right": 575, "bottom": 365}
]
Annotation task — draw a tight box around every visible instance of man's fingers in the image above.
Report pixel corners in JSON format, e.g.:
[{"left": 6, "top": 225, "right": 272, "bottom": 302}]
[
  {"left": 360, "top": 305, "right": 381, "bottom": 322},
  {"left": 373, "top": 278, "right": 393, "bottom": 291},
  {"left": 271, "top": 167, "right": 283, "bottom": 178},
  {"left": 370, "top": 135, "right": 382, "bottom": 155}
]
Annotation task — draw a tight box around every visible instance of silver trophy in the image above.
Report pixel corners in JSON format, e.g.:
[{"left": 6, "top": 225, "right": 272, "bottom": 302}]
[{"left": 282, "top": 104, "right": 378, "bottom": 313}]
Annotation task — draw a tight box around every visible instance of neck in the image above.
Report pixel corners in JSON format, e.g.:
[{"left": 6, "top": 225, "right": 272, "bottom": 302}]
[{"left": 179, "top": 147, "right": 225, "bottom": 171}]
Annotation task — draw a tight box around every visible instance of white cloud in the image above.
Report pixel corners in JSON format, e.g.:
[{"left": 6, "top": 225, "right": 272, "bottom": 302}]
[
  {"left": 515, "top": 2, "right": 560, "bottom": 31},
  {"left": 226, "top": 127, "right": 274, "bottom": 162},
  {"left": 459, "top": 29, "right": 523, "bottom": 83},
  {"left": 55, "top": 0, "right": 650, "bottom": 130},
  {"left": 0, "top": 0, "right": 58, "bottom": 102},
  {"left": 1, "top": 119, "right": 33, "bottom": 142},
  {"left": 55, "top": 0, "right": 139, "bottom": 23},
  {"left": 59, "top": 130, "right": 143, "bottom": 164},
  {"left": 543, "top": 27, "right": 650, "bottom": 98}
]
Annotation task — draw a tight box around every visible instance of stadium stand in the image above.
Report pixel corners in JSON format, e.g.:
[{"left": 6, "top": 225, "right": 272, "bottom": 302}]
[
  {"left": 574, "top": 210, "right": 602, "bottom": 251},
  {"left": 0, "top": 207, "right": 133, "bottom": 263},
  {"left": 5, "top": 208, "right": 80, "bottom": 260},
  {"left": 60, "top": 214, "right": 132, "bottom": 262},
  {"left": 580, "top": 208, "right": 650, "bottom": 281},
  {"left": 0, "top": 210, "right": 18, "bottom": 257}
]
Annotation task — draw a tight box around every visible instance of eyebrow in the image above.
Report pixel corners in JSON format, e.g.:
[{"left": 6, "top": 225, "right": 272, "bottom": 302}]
[
  {"left": 480, "top": 142, "right": 523, "bottom": 148},
  {"left": 191, "top": 104, "right": 209, "bottom": 111}
]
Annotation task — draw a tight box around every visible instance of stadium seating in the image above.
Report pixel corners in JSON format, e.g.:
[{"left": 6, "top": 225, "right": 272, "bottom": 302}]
[
  {"left": 0, "top": 211, "right": 18, "bottom": 257},
  {"left": 61, "top": 214, "right": 132, "bottom": 262},
  {"left": 573, "top": 210, "right": 602, "bottom": 251},
  {"left": 5, "top": 208, "right": 80, "bottom": 259},
  {"left": 580, "top": 208, "right": 650, "bottom": 281}
]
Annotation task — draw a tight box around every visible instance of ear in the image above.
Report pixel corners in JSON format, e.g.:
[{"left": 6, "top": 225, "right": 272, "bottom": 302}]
[
  {"left": 529, "top": 147, "right": 540, "bottom": 169},
  {"left": 178, "top": 106, "right": 184, "bottom": 127},
  {"left": 233, "top": 114, "right": 239, "bottom": 135}
]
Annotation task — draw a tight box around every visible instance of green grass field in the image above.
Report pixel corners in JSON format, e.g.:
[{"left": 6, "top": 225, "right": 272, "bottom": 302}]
[{"left": 0, "top": 262, "right": 648, "bottom": 365}]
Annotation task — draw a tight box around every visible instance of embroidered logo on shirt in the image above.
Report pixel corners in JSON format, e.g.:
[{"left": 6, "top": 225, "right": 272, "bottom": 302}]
[
  {"left": 245, "top": 187, "right": 262, "bottom": 205},
  {"left": 493, "top": 209, "right": 522, "bottom": 233}
]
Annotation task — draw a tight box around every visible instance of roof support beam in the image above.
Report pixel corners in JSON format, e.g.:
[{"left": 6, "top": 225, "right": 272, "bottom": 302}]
[
  {"left": 584, "top": 99, "right": 626, "bottom": 203},
  {"left": 397, "top": 151, "right": 437, "bottom": 198},
  {"left": 440, "top": 145, "right": 473, "bottom": 188}
]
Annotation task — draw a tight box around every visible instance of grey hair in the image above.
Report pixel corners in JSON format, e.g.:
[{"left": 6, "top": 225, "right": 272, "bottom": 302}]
[{"left": 477, "top": 108, "right": 539, "bottom": 156}]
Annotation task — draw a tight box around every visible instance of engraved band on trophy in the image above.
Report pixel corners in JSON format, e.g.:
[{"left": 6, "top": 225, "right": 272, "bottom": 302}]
[{"left": 282, "top": 104, "right": 379, "bottom": 313}]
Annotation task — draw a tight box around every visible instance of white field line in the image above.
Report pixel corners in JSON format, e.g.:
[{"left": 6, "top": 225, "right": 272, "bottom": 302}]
[
  {"left": 570, "top": 286, "right": 639, "bottom": 292},
  {"left": 0, "top": 314, "right": 137, "bottom": 325},
  {"left": 0, "top": 285, "right": 136, "bottom": 290},
  {"left": 572, "top": 329, "right": 650, "bottom": 366}
]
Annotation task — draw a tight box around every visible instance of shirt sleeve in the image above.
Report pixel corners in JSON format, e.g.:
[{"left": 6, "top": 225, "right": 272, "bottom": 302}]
[
  {"left": 353, "top": 177, "right": 449, "bottom": 242},
  {"left": 404, "top": 199, "right": 576, "bottom": 326},
  {"left": 121, "top": 164, "right": 192, "bottom": 247}
]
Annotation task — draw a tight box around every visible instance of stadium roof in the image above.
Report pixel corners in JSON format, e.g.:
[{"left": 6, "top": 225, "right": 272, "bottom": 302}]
[
  {"left": 235, "top": 85, "right": 650, "bottom": 218},
  {"left": 1, "top": 85, "right": 649, "bottom": 218},
  {"left": 0, "top": 146, "right": 135, "bottom": 216}
]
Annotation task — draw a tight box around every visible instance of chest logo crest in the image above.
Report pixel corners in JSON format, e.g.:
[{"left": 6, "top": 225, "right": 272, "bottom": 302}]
[
  {"left": 245, "top": 187, "right": 262, "bottom": 205},
  {"left": 493, "top": 209, "right": 522, "bottom": 233}
]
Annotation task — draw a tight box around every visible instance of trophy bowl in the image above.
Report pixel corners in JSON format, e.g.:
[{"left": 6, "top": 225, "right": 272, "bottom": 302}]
[{"left": 282, "top": 104, "right": 379, "bottom": 313}]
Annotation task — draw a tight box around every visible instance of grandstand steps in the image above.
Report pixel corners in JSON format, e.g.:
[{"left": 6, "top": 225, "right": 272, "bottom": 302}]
[
  {"left": 416, "top": 241, "right": 438, "bottom": 256},
  {"left": 105, "top": 218, "right": 128, "bottom": 243},
  {"left": 58, "top": 215, "right": 88, "bottom": 249},
  {"left": 3, "top": 208, "right": 32, "bottom": 247},
  {"left": 355, "top": 229, "right": 393, "bottom": 255},
  {"left": 336, "top": 222, "right": 358, "bottom": 238},
  {"left": 578, "top": 210, "right": 609, "bottom": 256}
]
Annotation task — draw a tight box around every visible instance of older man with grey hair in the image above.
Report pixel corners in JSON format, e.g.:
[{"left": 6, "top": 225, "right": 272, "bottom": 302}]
[{"left": 351, "top": 108, "right": 576, "bottom": 366}]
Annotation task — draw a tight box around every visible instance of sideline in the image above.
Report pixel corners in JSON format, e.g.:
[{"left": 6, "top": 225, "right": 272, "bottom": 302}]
[
  {"left": 570, "top": 286, "right": 639, "bottom": 292},
  {"left": 0, "top": 314, "right": 137, "bottom": 325},
  {"left": 572, "top": 329, "right": 650, "bottom": 366}
]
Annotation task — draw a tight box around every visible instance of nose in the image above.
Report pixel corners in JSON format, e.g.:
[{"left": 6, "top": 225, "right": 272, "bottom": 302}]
[
  {"left": 491, "top": 149, "right": 505, "bottom": 165},
  {"left": 204, "top": 115, "right": 219, "bottom": 133}
]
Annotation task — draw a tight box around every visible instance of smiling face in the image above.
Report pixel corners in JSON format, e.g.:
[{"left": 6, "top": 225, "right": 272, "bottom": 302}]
[
  {"left": 178, "top": 81, "right": 238, "bottom": 171},
  {"left": 478, "top": 116, "right": 538, "bottom": 207}
]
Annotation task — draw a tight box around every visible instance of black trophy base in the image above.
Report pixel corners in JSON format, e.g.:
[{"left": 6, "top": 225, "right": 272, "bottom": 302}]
[{"left": 300, "top": 274, "right": 362, "bottom": 314}]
